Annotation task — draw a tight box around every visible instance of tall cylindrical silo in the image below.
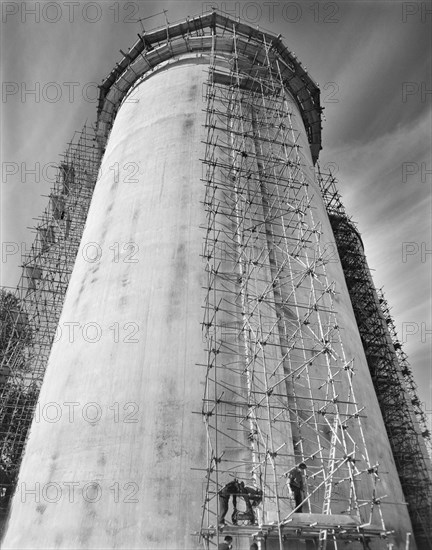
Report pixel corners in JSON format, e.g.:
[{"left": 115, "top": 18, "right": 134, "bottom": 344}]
[{"left": 2, "top": 11, "right": 415, "bottom": 550}]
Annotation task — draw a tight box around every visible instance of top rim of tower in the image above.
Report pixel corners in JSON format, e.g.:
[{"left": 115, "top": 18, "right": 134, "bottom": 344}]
[{"left": 96, "top": 9, "right": 323, "bottom": 164}]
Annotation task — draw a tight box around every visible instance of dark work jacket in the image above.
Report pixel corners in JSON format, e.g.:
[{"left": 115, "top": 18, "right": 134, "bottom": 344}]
[
  {"left": 219, "top": 480, "right": 240, "bottom": 498},
  {"left": 288, "top": 467, "right": 304, "bottom": 490}
]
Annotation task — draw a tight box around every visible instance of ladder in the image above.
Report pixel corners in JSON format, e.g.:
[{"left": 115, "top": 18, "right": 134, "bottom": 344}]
[{"left": 318, "top": 418, "right": 338, "bottom": 550}]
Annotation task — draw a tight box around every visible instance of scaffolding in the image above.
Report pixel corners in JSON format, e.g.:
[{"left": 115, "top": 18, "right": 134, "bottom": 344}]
[
  {"left": 95, "top": 11, "right": 321, "bottom": 161},
  {"left": 199, "top": 22, "right": 390, "bottom": 550},
  {"left": 317, "top": 169, "right": 432, "bottom": 550},
  {"left": 377, "top": 292, "right": 432, "bottom": 458},
  {"left": 0, "top": 125, "right": 101, "bottom": 521}
]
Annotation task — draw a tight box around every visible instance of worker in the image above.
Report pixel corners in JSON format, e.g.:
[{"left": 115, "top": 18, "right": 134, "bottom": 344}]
[
  {"left": 219, "top": 480, "right": 262, "bottom": 526},
  {"left": 218, "top": 480, "right": 242, "bottom": 526},
  {"left": 235, "top": 484, "right": 262, "bottom": 524},
  {"left": 218, "top": 535, "right": 233, "bottom": 549},
  {"left": 287, "top": 462, "right": 307, "bottom": 512},
  {"left": 243, "top": 484, "right": 262, "bottom": 508}
]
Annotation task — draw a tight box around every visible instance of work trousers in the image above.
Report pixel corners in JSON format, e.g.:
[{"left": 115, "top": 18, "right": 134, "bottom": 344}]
[{"left": 291, "top": 486, "right": 303, "bottom": 512}]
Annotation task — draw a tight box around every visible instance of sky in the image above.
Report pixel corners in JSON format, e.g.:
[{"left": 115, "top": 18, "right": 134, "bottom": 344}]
[{"left": 1, "top": 1, "right": 431, "bottom": 427}]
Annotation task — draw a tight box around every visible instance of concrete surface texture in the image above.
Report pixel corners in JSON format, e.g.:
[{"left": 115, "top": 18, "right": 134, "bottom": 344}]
[{"left": 2, "top": 54, "right": 414, "bottom": 550}]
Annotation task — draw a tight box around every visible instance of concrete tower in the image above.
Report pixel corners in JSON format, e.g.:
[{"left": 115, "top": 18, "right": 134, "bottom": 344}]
[{"left": 2, "top": 11, "right": 421, "bottom": 550}]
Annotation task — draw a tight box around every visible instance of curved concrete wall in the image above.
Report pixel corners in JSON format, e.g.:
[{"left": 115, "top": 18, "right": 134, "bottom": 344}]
[
  {"left": 3, "top": 54, "right": 414, "bottom": 550},
  {"left": 3, "top": 61, "right": 210, "bottom": 549}
]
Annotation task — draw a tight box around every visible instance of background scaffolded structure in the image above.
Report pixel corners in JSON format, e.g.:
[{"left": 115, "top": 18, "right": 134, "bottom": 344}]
[
  {"left": 318, "top": 170, "right": 432, "bottom": 550},
  {"left": 0, "top": 126, "right": 101, "bottom": 532}
]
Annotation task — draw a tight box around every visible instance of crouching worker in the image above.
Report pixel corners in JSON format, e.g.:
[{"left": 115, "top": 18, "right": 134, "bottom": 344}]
[{"left": 218, "top": 479, "right": 262, "bottom": 526}]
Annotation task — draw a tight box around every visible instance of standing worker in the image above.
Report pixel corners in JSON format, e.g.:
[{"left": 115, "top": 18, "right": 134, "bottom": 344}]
[{"left": 287, "top": 462, "right": 307, "bottom": 512}]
